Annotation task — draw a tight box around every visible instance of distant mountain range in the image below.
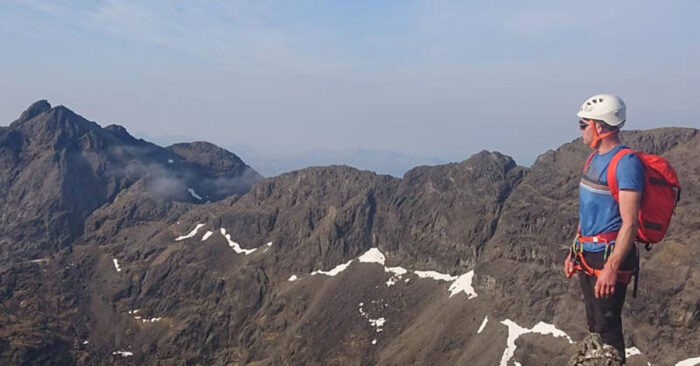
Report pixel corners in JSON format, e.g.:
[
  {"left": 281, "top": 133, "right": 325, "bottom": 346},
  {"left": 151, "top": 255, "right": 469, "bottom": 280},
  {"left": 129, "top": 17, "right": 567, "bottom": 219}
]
[
  {"left": 0, "top": 101, "right": 698, "bottom": 365},
  {"left": 231, "top": 147, "right": 447, "bottom": 178}
]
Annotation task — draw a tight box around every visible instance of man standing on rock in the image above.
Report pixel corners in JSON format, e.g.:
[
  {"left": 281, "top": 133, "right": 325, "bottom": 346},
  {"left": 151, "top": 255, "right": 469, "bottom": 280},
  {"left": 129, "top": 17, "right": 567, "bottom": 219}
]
[{"left": 564, "top": 94, "right": 643, "bottom": 364}]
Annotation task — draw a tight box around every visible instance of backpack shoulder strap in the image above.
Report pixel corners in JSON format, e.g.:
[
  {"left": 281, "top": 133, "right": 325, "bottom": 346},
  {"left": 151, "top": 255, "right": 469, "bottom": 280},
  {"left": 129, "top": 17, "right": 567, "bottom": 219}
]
[
  {"left": 607, "top": 148, "right": 635, "bottom": 202},
  {"left": 582, "top": 152, "right": 596, "bottom": 175}
]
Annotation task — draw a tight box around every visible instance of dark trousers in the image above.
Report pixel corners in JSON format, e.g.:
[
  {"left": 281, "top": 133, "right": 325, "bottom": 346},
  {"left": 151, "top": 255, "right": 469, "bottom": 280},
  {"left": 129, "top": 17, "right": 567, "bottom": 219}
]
[{"left": 578, "top": 247, "right": 636, "bottom": 363}]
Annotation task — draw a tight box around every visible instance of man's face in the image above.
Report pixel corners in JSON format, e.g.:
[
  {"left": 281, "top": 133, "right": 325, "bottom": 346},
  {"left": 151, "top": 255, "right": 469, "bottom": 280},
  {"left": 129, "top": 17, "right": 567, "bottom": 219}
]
[{"left": 579, "top": 119, "right": 594, "bottom": 145}]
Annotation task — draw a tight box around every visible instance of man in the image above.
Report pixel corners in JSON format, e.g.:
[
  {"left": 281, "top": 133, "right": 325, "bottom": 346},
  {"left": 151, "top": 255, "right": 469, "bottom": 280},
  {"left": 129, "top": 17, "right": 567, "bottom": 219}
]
[{"left": 564, "top": 94, "right": 643, "bottom": 364}]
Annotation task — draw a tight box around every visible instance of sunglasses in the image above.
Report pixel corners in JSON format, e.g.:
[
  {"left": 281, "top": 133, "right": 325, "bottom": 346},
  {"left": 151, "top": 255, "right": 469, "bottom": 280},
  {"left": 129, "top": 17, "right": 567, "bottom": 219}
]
[{"left": 578, "top": 120, "right": 589, "bottom": 130}]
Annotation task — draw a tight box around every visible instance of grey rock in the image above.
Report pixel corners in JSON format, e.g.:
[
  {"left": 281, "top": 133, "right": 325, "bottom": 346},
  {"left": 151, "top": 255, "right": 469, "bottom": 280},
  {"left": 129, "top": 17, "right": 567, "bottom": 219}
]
[{"left": 568, "top": 333, "right": 621, "bottom": 366}]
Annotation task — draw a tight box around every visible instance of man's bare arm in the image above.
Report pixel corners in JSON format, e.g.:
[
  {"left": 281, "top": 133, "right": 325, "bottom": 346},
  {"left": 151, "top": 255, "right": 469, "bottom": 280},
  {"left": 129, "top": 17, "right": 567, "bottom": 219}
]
[{"left": 594, "top": 189, "right": 641, "bottom": 298}]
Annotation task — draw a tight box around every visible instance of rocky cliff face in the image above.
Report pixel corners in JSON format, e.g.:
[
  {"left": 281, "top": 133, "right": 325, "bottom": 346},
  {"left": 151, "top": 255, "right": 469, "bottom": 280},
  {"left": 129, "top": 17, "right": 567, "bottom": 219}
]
[
  {"left": 0, "top": 101, "right": 697, "bottom": 366},
  {"left": 0, "top": 101, "right": 261, "bottom": 261}
]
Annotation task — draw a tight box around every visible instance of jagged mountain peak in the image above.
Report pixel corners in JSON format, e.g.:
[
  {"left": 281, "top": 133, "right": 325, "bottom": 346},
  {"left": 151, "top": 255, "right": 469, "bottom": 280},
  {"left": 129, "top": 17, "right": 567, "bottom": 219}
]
[
  {"left": 7, "top": 102, "right": 108, "bottom": 150},
  {"left": 0, "top": 102, "right": 262, "bottom": 260},
  {"left": 14, "top": 99, "right": 51, "bottom": 124}
]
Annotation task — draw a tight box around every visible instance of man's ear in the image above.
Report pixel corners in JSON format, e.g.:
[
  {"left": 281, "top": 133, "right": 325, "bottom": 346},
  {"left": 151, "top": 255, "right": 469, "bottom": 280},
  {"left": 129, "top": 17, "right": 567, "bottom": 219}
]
[{"left": 595, "top": 122, "right": 604, "bottom": 133}]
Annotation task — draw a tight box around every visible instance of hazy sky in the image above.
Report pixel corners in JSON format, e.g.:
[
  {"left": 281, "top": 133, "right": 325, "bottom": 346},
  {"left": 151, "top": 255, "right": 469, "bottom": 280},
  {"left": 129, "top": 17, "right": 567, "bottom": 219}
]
[{"left": 1, "top": 0, "right": 698, "bottom": 168}]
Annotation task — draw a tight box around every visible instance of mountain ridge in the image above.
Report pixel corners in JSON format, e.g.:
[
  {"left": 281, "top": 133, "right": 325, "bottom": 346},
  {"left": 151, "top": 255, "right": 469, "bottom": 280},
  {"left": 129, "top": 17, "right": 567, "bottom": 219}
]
[{"left": 0, "top": 101, "right": 697, "bottom": 365}]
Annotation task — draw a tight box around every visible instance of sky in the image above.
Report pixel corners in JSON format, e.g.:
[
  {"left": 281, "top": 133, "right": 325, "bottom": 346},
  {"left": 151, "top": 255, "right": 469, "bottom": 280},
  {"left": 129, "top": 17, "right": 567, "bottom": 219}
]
[{"left": 1, "top": 0, "right": 698, "bottom": 174}]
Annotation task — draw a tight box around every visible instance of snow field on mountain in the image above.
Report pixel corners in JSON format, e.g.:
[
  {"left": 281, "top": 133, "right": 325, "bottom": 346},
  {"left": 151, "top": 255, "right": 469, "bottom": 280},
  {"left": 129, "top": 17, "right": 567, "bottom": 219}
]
[
  {"left": 169, "top": 229, "right": 700, "bottom": 364},
  {"left": 358, "top": 302, "right": 386, "bottom": 334},
  {"left": 176, "top": 224, "right": 274, "bottom": 256},
  {"left": 187, "top": 188, "right": 203, "bottom": 200},
  {"left": 126, "top": 309, "right": 162, "bottom": 324},
  {"left": 175, "top": 223, "right": 206, "bottom": 241},
  {"left": 358, "top": 248, "right": 385, "bottom": 264},
  {"left": 219, "top": 228, "right": 258, "bottom": 255},
  {"left": 201, "top": 231, "right": 213, "bottom": 241},
  {"left": 311, "top": 259, "right": 353, "bottom": 276},
  {"left": 477, "top": 316, "right": 488, "bottom": 334},
  {"left": 112, "top": 258, "right": 121, "bottom": 272},
  {"left": 305, "top": 247, "right": 478, "bottom": 301},
  {"left": 676, "top": 357, "right": 700, "bottom": 366},
  {"left": 625, "top": 347, "right": 641, "bottom": 357},
  {"left": 499, "top": 319, "right": 573, "bottom": 366}
]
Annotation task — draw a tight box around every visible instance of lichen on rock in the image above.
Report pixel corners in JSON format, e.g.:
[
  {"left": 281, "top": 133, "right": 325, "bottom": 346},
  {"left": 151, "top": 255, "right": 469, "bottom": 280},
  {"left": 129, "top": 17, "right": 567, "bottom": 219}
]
[{"left": 568, "top": 333, "right": 622, "bottom": 366}]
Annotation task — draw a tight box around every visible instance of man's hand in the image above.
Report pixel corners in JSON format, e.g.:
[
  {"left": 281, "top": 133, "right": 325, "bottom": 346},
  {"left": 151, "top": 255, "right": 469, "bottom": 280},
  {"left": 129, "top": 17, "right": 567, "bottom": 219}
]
[
  {"left": 595, "top": 266, "right": 617, "bottom": 298},
  {"left": 564, "top": 253, "right": 576, "bottom": 278}
]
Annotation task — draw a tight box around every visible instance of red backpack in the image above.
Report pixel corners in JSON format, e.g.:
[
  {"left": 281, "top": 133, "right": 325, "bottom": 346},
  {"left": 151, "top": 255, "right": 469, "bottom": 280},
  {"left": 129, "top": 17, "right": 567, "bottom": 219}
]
[{"left": 585, "top": 148, "right": 681, "bottom": 245}]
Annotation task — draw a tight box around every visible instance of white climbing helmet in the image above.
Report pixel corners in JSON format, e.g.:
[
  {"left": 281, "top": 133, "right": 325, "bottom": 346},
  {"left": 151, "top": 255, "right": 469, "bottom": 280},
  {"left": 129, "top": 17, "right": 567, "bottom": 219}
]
[{"left": 576, "top": 94, "right": 626, "bottom": 127}]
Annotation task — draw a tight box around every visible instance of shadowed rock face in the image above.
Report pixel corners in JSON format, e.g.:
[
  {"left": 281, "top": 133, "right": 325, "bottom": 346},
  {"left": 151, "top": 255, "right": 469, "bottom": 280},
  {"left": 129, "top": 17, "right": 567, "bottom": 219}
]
[
  {"left": 0, "top": 101, "right": 698, "bottom": 366},
  {"left": 0, "top": 101, "right": 262, "bottom": 261}
]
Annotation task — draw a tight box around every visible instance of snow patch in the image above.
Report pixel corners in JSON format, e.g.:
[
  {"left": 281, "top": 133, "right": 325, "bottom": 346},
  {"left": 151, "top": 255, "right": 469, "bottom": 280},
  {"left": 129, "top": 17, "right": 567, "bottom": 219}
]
[
  {"left": 201, "top": 231, "right": 213, "bottom": 241},
  {"left": 142, "top": 317, "right": 162, "bottom": 323},
  {"left": 168, "top": 159, "right": 174, "bottom": 163},
  {"left": 676, "top": 357, "right": 700, "bottom": 366},
  {"left": 83, "top": 340, "right": 89, "bottom": 345},
  {"left": 358, "top": 302, "right": 385, "bottom": 333},
  {"left": 312, "top": 248, "right": 478, "bottom": 298},
  {"left": 414, "top": 270, "right": 455, "bottom": 282},
  {"left": 448, "top": 270, "right": 477, "bottom": 299},
  {"left": 112, "top": 259, "right": 121, "bottom": 272},
  {"left": 311, "top": 259, "right": 353, "bottom": 276},
  {"left": 288, "top": 275, "right": 298, "bottom": 282},
  {"left": 385, "top": 266, "right": 408, "bottom": 287},
  {"left": 175, "top": 223, "right": 206, "bottom": 241},
  {"left": 477, "top": 316, "right": 488, "bottom": 334},
  {"left": 369, "top": 317, "right": 386, "bottom": 330},
  {"left": 188, "top": 188, "right": 203, "bottom": 200},
  {"left": 626, "top": 347, "right": 642, "bottom": 358},
  {"left": 371, "top": 339, "right": 377, "bottom": 345},
  {"left": 220, "top": 228, "right": 257, "bottom": 255},
  {"left": 112, "top": 351, "right": 133, "bottom": 357},
  {"left": 499, "top": 319, "right": 573, "bottom": 366},
  {"left": 127, "top": 309, "right": 140, "bottom": 315},
  {"left": 386, "top": 266, "right": 408, "bottom": 275},
  {"left": 358, "top": 248, "right": 386, "bottom": 265}
]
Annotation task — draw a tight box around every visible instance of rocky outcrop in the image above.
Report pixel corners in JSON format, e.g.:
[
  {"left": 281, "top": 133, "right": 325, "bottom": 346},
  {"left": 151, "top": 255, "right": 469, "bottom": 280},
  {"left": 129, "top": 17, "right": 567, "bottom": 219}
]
[{"left": 568, "top": 333, "right": 622, "bottom": 366}]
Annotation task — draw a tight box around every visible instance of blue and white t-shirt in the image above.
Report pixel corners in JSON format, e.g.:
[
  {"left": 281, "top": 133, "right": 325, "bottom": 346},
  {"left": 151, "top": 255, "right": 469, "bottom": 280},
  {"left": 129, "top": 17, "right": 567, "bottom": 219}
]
[{"left": 578, "top": 145, "right": 644, "bottom": 252}]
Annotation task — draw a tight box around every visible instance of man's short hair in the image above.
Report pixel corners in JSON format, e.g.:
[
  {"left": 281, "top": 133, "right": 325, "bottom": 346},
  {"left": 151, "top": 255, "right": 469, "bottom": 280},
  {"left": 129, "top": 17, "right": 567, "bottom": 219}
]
[{"left": 596, "top": 119, "right": 620, "bottom": 132}]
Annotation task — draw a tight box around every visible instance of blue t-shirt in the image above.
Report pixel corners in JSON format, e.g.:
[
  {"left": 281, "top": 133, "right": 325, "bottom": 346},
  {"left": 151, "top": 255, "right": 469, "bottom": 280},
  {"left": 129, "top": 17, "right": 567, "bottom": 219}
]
[{"left": 578, "top": 145, "right": 644, "bottom": 252}]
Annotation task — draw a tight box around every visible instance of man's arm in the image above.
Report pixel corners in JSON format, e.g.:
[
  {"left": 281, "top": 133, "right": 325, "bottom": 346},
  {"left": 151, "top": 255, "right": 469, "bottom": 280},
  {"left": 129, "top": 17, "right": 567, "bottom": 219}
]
[{"left": 594, "top": 189, "right": 641, "bottom": 298}]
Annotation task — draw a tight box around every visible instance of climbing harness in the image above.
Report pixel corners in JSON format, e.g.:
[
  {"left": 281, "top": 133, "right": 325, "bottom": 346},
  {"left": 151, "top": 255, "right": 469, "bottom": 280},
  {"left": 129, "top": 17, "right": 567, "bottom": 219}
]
[{"left": 566, "top": 231, "right": 640, "bottom": 297}]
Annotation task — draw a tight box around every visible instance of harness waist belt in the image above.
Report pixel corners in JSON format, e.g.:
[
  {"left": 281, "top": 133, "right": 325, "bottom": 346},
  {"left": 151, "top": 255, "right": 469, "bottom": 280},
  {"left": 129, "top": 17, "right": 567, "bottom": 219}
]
[
  {"left": 577, "top": 230, "right": 619, "bottom": 244},
  {"left": 571, "top": 230, "right": 633, "bottom": 284}
]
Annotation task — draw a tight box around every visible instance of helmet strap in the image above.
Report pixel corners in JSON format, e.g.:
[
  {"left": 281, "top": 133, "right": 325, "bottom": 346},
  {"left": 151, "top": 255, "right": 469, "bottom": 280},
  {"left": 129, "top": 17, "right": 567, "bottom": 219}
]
[{"left": 588, "top": 120, "right": 617, "bottom": 149}]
